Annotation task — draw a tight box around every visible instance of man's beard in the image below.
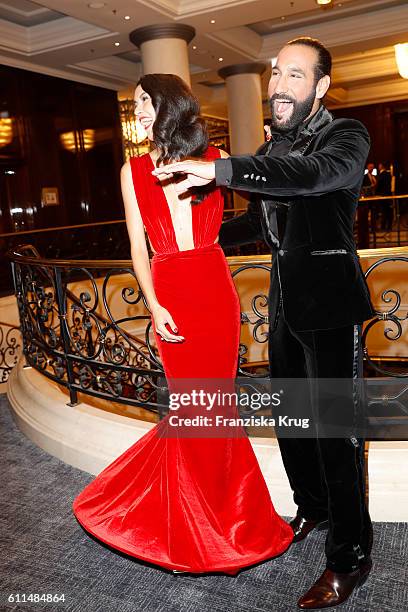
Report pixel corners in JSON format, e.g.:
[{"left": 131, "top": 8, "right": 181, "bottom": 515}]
[{"left": 270, "top": 89, "right": 316, "bottom": 133}]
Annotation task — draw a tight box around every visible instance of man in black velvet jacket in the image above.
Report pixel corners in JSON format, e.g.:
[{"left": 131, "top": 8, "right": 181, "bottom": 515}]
[{"left": 153, "top": 37, "right": 374, "bottom": 609}]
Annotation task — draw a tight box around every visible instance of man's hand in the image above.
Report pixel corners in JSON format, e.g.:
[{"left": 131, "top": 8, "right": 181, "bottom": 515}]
[{"left": 152, "top": 160, "right": 216, "bottom": 194}]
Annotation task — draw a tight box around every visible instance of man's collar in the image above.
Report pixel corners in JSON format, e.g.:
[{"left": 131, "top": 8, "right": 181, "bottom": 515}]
[
  {"left": 269, "top": 126, "right": 297, "bottom": 143},
  {"left": 297, "top": 104, "right": 333, "bottom": 138},
  {"left": 269, "top": 104, "right": 333, "bottom": 144}
]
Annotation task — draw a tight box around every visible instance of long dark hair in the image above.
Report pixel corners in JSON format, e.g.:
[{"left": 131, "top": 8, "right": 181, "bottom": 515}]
[{"left": 137, "top": 73, "right": 209, "bottom": 166}]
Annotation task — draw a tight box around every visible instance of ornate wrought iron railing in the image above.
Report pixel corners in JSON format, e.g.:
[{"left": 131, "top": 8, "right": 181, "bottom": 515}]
[
  {"left": 361, "top": 247, "right": 408, "bottom": 377},
  {"left": 4, "top": 246, "right": 408, "bottom": 415},
  {"left": 358, "top": 193, "right": 408, "bottom": 248},
  {"left": 0, "top": 321, "right": 20, "bottom": 384}
]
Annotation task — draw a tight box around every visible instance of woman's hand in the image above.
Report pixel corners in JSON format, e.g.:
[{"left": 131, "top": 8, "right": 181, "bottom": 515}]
[{"left": 151, "top": 304, "right": 185, "bottom": 342}]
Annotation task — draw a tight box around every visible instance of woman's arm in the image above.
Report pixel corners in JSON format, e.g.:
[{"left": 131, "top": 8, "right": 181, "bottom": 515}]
[{"left": 121, "top": 161, "right": 184, "bottom": 342}]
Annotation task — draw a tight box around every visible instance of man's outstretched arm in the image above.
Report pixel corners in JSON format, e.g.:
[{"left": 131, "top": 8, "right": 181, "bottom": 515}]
[{"left": 152, "top": 120, "right": 370, "bottom": 198}]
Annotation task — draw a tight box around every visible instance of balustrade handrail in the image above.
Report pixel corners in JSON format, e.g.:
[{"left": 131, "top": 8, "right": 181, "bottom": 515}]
[
  {"left": 0, "top": 218, "right": 124, "bottom": 239},
  {"left": 359, "top": 194, "right": 408, "bottom": 202},
  {"left": 9, "top": 245, "right": 148, "bottom": 351},
  {"left": 4, "top": 243, "right": 408, "bottom": 417},
  {"left": 7, "top": 245, "right": 408, "bottom": 269},
  {"left": 1, "top": 192, "right": 407, "bottom": 240}
]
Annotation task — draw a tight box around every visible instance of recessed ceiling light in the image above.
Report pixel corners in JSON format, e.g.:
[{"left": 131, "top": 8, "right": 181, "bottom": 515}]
[
  {"left": 124, "top": 15, "right": 131, "bottom": 20},
  {"left": 114, "top": 42, "right": 120, "bottom": 47},
  {"left": 193, "top": 45, "right": 197, "bottom": 49},
  {"left": 316, "top": 0, "right": 332, "bottom": 5},
  {"left": 210, "top": 19, "right": 216, "bottom": 24},
  {"left": 281, "top": 16, "right": 286, "bottom": 20},
  {"left": 218, "top": 57, "right": 223, "bottom": 62},
  {"left": 88, "top": 2, "right": 106, "bottom": 8}
]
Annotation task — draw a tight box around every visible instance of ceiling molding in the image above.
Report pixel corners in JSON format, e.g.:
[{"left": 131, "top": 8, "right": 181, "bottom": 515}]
[
  {"left": 332, "top": 47, "right": 398, "bottom": 85},
  {"left": 0, "top": 52, "right": 121, "bottom": 90},
  {"left": 134, "top": 0, "right": 178, "bottom": 18},
  {"left": 0, "top": 0, "right": 52, "bottom": 17},
  {"left": 136, "top": 0, "right": 262, "bottom": 19},
  {"left": 29, "top": 17, "right": 114, "bottom": 54},
  {"left": 0, "top": 0, "right": 406, "bottom": 111},
  {"left": 208, "top": 26, "right": 262, "bottom": 60},
  {"left": 0, "top": 18, "right": 27, "bottom": 54},
  {"left": 0, "top": 16, "right": 115, "bottom": 56},
  {"left": 71, "top": 56, "right": 140, "bottom": 86},
  {"left": 261, "top": 4, "right": 408, "bottom": 58},
  {"left": 0, "top": 0, "right": 61, "bottom": 27},
  {"left": 332, "top": 77, "right": 408, "bottom": 108},
  {"left": 249, "top": 0, "right": 404, "bottom": 35},
  {"left": 178, "top": 0, "right": 258, "bottom": 18}
]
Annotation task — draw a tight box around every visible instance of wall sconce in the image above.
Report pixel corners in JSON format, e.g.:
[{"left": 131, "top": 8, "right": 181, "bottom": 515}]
[
  {"left": 0, "top": 118, "right": 14, "bottom": 147},
  {"left": 60, "top": 129, "right": 95, "bottom": 152},
  {"left": 395, "top": 43, "right": 408, "bottom": 79}
]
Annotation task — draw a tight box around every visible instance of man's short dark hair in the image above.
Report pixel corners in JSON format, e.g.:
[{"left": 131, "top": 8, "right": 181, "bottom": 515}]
[{"left": 286, "top": 36, "right": 332, "bottom": 81}]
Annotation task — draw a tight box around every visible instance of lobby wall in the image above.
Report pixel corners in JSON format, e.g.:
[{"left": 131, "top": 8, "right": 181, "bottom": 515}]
[
  {"left": 0, "top": 65, "right": 124, "bottom": 236},
  {"left": 332, "top": 100, "right": 408, "bottom": 193}
]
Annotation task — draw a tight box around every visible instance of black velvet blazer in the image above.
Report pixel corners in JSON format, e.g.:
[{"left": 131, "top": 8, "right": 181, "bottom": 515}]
[{"left": 217, "top": 106, "right": 375, "bottom": 332}]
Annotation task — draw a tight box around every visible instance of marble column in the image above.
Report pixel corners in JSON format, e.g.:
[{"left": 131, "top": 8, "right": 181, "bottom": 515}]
[
  {"left": 218, "top": 62, "right": 266, "bottom": 155},
  {"left": 129, "top": 23, "right": 195, "bottom": 86},
  {"left": 219, "top": 63, "right": 266, "bottom": 208}
]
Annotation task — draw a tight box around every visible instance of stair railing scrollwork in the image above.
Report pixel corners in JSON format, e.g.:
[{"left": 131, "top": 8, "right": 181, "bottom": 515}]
[{"left": 5, "top": 247, "right": 408, "bottom": 414}]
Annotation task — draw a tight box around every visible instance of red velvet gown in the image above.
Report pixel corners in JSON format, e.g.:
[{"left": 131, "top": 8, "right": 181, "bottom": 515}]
[{"left": 72, "top": 146, "right": 293, "bottom": 573}]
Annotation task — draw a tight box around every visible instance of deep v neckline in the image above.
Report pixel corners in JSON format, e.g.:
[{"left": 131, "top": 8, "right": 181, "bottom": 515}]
[{"left": 146, "top": 153, "right": 195, "bottom": 252}]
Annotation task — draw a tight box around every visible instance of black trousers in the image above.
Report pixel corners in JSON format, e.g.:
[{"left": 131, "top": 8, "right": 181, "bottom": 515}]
[{"left": 269, "top": 310, "right": 373, "bottom": 573}]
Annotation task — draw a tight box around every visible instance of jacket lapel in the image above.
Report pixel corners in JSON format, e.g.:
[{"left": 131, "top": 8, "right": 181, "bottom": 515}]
[
  {"left": 259, "top": 105, "right": 334, "bottom": 248},
  {"left": 289, "top": 105, "right": 333, "bottom": 157}
]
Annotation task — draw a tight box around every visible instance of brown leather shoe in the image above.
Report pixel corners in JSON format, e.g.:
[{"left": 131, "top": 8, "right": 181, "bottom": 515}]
[
  {"left": 290, "top": 514, "right": 328, "bottom": 543},
  {"left": 297, "top": 557, "right": 372, "bottom": 609}
]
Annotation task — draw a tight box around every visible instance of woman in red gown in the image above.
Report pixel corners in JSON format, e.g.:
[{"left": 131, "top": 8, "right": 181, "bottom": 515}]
[{"left": 72, "top": 74, "right": 293, "bottom": 574}]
